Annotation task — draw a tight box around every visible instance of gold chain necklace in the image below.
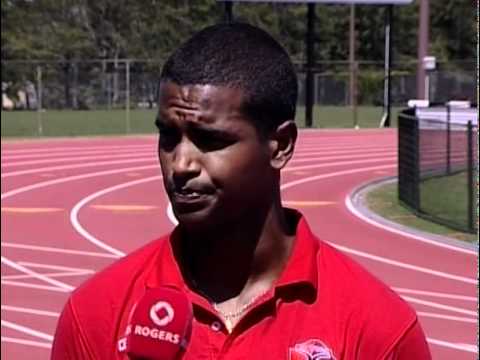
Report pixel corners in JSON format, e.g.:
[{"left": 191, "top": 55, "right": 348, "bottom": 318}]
[{"left": 213, "top": 290, "right": 269, "bottom": 332}]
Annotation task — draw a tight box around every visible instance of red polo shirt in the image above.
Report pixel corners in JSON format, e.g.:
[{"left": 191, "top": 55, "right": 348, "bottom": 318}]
[{"left": 51, "top": 213, "right": 431, "bottom": 359}]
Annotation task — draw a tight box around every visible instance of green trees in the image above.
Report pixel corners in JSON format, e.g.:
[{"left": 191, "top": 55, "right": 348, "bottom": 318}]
[
  {"left": 2, "top": 0, "right": 475, "bottom": 62},
  {"left": 1, "top": 0, "right": 475, "bottom": 108}
]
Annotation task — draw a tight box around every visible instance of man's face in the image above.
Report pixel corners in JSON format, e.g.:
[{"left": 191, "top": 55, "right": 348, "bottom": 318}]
[{"left": 157, "top": 82, "right": 274, "bottom": 230}]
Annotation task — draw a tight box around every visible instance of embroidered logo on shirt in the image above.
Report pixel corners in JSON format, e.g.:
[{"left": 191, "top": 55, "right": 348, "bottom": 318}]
[
  {"left": 289, "top": 339, "right": 336, "bottom": 360},
  {"left": 149, "top": 301, "right": 175, "bottom": 327}
]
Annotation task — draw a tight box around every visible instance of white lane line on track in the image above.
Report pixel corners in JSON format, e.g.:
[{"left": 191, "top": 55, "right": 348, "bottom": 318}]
[
  {"left": 295, "top": 142, "right": 395, "bottom": 149},
  {"left": 345, "top": 192, "right": 477, "bottom": 256},
  {"left": 290, "top": 152, "right": 396, "bottom": 165},
  {"left": 1, "top": 144, "right": 154, "bottom": 155},
  {"left": 2, "top": 270, "right": 93, "bottom": 281},
  {"left": 70, "top": 175, "right": 163, "bottom": 257},
  {"left": 1, "top": 280, "right": 70, "bottom": 292},
  {"left": 17, "top": 261, "right": 93, "bottom": 273},
  {"left": 1, "top": 305, "right": 59, "bottom": 317},
  {"left": 4, "top": 137, "right": 474, "bottom": 355},
  {"left": 1, "top": 320, "right": 53, "bottom": 341},
  {"left": 427, "top": 338, "right": 478, "bottom": 353},
  {"left": 1, "top": 257, "right": 74, "bottom": 291},
  {"left": 1, "top": 140, "right": 388, "bottom": 156},
  {"left": 330, "top": 242, "right": 475, "bottom": 284},
  {"left": 280, "top": 163, "right": 477, "bottom": 257},
  {"left": 393, "top": 287, "right": 477, "bottom": 301},
  {"left": 1, "top": 153, "right": 395, "bottom": 179},
  {"left": 401, "top": 295, "right": 477, "bottom": 316},
  {"left": 9, "top": 155, "right": 470, "bottom": 290},
  {"left": 1, "top": 164, "right": 158, "bottom": 200},
  {"left": 282, "top": 164, "right": 396, "bottom": 189},
  {"left": 68, "top": 160, "right": 395, "bottom": 258},
  {"left": 2, "top": 146, "right": 153, "bottom": 160},
  {"left": 161, "top": 164, "right": 474, "bottom": 285},
  {"left": 1, "top": 151, "right": 153, "bottom": 168},
  {"left": 165, "top": 164, "right": 477, "bottom": 286},
  {"left": 279, "top": 165, "right": 476, "bottom": 283},
  {"left": 417, "top": 311, "right": 476, "bottom": 324},
  {"left": 2, "top": 157, "right": 156, "bottom": 178},
  {"left": 1, "top": 336, "right": 51, "bottom": 349},
  {"left": 285, "top": 156, "right": 396, "bottom": 173},
  {"left": 293, "top": 146, "right": 395, "bottom": 157},
  {"left": 1, "top": 242, "right": 119, "bottom": 258},
  {"left": 1, "top": 143, "right": 390, "bottom": 161}
]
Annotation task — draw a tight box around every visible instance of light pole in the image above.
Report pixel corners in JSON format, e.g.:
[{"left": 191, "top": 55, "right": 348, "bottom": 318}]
[{"left": 416, "top": 0, "right": 429, "bottom": 99}]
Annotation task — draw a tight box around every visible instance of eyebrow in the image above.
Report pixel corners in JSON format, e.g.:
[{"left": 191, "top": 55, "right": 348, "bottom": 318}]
[
  {"left": 155, "top": 116, "right": 237, "bottom": 137},
  {"left": 187, "top": 121, "right": 237, "bottom": 138}
]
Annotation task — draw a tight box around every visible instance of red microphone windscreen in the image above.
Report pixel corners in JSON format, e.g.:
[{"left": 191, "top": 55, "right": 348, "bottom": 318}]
[{"left": 121, "top": 286, "right": 193, "bottom": 360}]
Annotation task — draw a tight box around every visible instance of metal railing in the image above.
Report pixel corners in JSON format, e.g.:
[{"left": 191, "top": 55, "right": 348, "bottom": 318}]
[{"left": 398, "top": 107, "right": 478, "bottom": 233}]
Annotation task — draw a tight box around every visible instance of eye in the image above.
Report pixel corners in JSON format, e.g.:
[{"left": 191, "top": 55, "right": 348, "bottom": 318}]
[
  {"left": 156, "top": 121, "right": 180, "bottom": 151},
  {"left": 192, "top": 129, "right": 235, "bottom": 152}
]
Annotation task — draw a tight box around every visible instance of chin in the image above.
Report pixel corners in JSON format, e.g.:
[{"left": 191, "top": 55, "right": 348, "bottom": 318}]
[{"left": 173, "top": 206, "right": 217, "bottom": 231}]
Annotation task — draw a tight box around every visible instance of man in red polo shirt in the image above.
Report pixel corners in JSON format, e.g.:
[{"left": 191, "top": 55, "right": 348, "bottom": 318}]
[{"left": 52, "top": 23, "right": 431, "bottom": 359}]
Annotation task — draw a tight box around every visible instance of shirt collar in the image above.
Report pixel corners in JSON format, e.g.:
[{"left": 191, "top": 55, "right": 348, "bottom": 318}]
[
  {"left": 145, "top": 210, "right": 319, "bottom": 302},
  {"left": 273, "top": 210, "right": 319, "bottom": 294}
]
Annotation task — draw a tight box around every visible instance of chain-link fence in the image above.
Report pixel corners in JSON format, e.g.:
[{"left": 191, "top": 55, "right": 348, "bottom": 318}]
[
  {"left": 1, "top": 59, "right": 476, "bottom": 135},
  {"left": 398, "top": 106, "right": 478, "bottom": 233}
]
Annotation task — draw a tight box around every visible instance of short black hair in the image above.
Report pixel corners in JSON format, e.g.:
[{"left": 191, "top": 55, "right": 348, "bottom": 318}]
[{"left": 160, "top": 22, "right": 298, "bottom": 134}]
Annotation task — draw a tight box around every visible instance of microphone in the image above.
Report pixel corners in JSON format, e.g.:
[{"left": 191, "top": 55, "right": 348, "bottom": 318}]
[{"left": 118, "top": 286, "right": 193, "bottom": 360}]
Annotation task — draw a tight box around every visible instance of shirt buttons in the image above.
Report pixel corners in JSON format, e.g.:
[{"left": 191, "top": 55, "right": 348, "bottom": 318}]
[{"left": 211, "top": 321, "right": 222, "bottom": 332}]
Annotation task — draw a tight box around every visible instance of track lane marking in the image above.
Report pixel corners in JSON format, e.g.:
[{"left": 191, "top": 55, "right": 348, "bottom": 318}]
[
  {"left": 1, "top": 257, "right": 74, "bottom": 291},
  {"left": 1, "top": 320, "right": 53, "bottom": 341},
  {"left": 1, "top": 336, "right": 51, "bottom": 349},
  {"left": 1, "top": 207, "right": 63, "bottom": 213},
  {"left": 400, "top": 295, "right": 477, "bottom": 316},
  {"left": 1, "top": 242, "right": 119, "bottom": 258},
  {"left": 2, "top": 270, "right": 93, "bottom": 281},
  {"left": 282, "top": 201, "right": 335, "bottom": 207},
  {"left": 417, "top": 311, "right": 476, "bottom": 323},
  {"left": 292, "top": 150, "right": 396, "bottom": 162},
  {"left": 1, "top": 305, "right": 59, "bottom": 317},
  {"left": 2, "top": 157, "right": 156, "bottom": 178},
  {"left": 345, "top": 189, "right": 477, "bottom": 256},
  {"left": 2, "top": 146, "right": 153, "bottom": 160},
  {"left": 285, "top": 156, "right": 396, "bottom": 172},
  {"left": 91, "top": 204, "right": 158, "bottom": 211},
  {"left": 330, "top": 242, "right": 475, "bottom": 284},
  {"left": 427, "top": 338, "right": 478, "bottom": 353},
  {"left": 17, "top": 261, "right": 93, "bottom": 272},
  {"left": 69, "top": 161, "right": 396, "bottom": 257},
  {"left": 165, "top": 164, "right": 474, "bottom": 286},
  {"left": 70, "top": 175, "right": 163, "bottom": 257},
  {"left": 1, "top": 165, "right": 158, "bottom": 200},
  {"left": 1, "top": 280, "right": 70, "bottom": 292},
  {"left": 1, "top": 144, "right": 154, "bottom": 155},
  {"left": 393, "top": 287, "right": 477, "bottom": 301},
  {"left": 2, "top": 151, "right": 153, "bottom": 168}
]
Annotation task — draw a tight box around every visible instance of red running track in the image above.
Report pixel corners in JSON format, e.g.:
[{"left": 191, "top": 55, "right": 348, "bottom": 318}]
[{"left": 1, "top": 130, "right": 477, "bottom": 359}]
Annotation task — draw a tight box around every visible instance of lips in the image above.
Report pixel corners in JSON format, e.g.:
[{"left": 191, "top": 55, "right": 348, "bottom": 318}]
[
  {"left": 169, "top": 186, "right": 215, "bottom": 212},
  {"left": 173, "top": 190, "right": 207, "bottom": 201}
]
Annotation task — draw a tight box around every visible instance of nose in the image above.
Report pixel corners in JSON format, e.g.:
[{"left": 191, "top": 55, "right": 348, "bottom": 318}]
[{"left": 171, "top": 139, "right": 201, "bottom": 183}]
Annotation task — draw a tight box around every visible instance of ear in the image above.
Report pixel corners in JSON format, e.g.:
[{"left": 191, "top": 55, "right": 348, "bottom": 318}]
[{"left": 269, "top": 120, "right": 298, "bottom": 170}]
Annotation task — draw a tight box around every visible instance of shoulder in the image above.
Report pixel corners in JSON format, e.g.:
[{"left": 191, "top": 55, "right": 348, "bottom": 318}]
[
  {"left": 63, "top": 235, "right": 170, "bottom": 350},
  {"left": 317, "top": 241, "right": 418, "bottom": 356},
  {"left": 70, "top": 234, "right": 169, "bottom": 308},
  {"left": 52, "top": 235, "right": 171, "bottom": 359}
]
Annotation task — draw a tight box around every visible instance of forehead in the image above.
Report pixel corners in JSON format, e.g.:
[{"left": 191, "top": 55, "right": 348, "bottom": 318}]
[{"left": 158, "top": 82, "right": 247, "bottom": 123}]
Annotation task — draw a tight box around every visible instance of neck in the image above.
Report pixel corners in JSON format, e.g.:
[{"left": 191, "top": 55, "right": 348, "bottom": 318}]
[{"left": 179, "top": 199, "right": 295, "bottom": 304}]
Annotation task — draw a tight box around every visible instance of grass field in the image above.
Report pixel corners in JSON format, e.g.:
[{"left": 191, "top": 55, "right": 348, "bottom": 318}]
[
  {"left": 419, "top": 171, "right": 474, "bottom": 231},
  {"left": 366, "top": 179, "right": 477, "bottom": 242},
  {"left": 1, "top": 105, "right": 402, "bottom": 138}
]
